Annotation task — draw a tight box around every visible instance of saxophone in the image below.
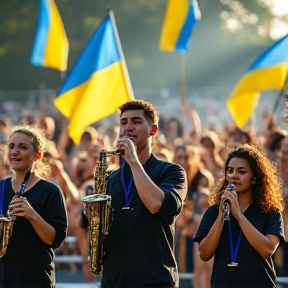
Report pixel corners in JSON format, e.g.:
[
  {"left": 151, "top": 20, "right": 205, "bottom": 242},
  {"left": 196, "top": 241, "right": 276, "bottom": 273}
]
[
  {"left": 0, "top": 215, "right": 14, "bottom": 258},
  {"left": 0, "top": 165, "right": 32, "bottom": 258},
  {"left": 82, "top": 148, "right": 120, "bottom": 274}
]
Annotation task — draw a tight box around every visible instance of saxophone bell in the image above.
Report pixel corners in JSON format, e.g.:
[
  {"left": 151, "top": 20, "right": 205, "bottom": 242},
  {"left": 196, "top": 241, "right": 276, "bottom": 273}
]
[
  {"left": 0, "top": 166, "right": 32, "bottom": 258},
  {"left": 0, "top": 216, "right": 14, "bottom": 258}
]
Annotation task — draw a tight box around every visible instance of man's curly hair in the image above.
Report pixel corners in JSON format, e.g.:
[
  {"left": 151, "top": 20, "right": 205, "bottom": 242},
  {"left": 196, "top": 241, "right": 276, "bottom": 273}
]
[
  {"left": 119, "top": 100, "right": 158, "bottom": 124},
  {"left": 209, "top": 144, "right": 283, "bottom": 213}
]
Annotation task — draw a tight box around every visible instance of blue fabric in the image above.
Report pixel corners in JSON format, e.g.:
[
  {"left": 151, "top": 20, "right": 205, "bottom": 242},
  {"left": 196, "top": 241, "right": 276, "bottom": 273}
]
[
  {"left": 30, "top": 0, "right": 50, "bottom": 66},
  {"left": 175, "top": 1, "right": 197, "bottom": 52},
  {"left": 247, "top": 34, "right": 288, "bottom": 71},
  {"left": 56, "top": 15, "right": 120, "bottom": 96},
  {"left": 120, "top": 164, "right": 134, "bottom": 207},
  {"left": 0, "top": 178, "right": 6, "bottom": 216},
  {"left": 228, "top": 219, "right": 242, "bottom": 264}
]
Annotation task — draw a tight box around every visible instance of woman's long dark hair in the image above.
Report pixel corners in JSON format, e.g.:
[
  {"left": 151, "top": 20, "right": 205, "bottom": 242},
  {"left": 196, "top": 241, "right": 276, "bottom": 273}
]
[{"left": 209, "top": 144, "right": 283, "bottom": 213}]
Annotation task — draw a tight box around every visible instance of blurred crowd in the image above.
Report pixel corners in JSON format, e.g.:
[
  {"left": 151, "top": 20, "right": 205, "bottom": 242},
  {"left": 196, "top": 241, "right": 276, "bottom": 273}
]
[{"left": 0, "top": 104, "right": 288, "bottom": 288}]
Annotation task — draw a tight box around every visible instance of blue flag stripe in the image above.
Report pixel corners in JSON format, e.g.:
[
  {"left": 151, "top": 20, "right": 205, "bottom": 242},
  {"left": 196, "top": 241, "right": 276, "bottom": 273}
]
[
  {"left": 56, "top": 16, "right": 120, "bottom": 97},
  {"left": 31, "top": 0, "right": 50, "bottom": 66},
  {"left": 175, "top": 2, "right": 196, "bottom": 52},
  {"left": 248, "top": 34, "right": 288, "bottom": 71}
]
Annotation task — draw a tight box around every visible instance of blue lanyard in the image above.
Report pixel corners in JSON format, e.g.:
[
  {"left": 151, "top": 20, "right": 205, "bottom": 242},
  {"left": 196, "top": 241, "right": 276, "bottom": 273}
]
[
  {"left": 228, "top": 219, "right": 242, "bottom": 263},
  {"left": 0, "top": 166, "right": 31, "bottom": 216},
  {"left": 120, "top": 165, "right": 134, "bottom": 208},
  {"left": 16, "top": 165, "right": 32, "bottom": 197},
  {"left": 0, "top": 179, "right": 6, "bottom": 216}
]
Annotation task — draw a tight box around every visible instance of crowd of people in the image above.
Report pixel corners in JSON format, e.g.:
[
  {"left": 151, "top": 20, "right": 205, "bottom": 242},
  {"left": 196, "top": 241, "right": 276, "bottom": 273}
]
[{"left": 0, "top": 99, "right": 288, "bottom": 288}]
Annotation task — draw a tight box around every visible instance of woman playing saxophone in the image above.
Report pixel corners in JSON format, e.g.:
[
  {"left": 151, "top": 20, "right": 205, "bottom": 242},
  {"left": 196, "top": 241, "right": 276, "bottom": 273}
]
[{"left": 0, "top": 125, "right": 67, "bottom": 288}]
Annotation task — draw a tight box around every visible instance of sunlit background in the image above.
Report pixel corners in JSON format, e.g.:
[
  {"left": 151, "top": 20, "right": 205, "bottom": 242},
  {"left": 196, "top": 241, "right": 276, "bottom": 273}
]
[
  {"left": 0, "top": 0, "right": 288, "bottom": 131},
  {"left": 221, "top": 0, "right": 288, "bottom": 39}
]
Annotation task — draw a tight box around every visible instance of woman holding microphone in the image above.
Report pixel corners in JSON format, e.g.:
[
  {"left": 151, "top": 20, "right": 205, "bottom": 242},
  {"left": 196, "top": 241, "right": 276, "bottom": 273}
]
[{"left": 194, "top": 144, "right": 285, "bottom": 288}]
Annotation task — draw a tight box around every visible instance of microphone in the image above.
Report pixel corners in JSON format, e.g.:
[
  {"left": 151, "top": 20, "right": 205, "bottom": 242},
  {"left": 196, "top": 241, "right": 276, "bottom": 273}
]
[
  {"left": 227, "top": 183, "right": 236, "bottom": 191},
  {"left": 224, "top": 183, "right": 236, "bottom": 221}
]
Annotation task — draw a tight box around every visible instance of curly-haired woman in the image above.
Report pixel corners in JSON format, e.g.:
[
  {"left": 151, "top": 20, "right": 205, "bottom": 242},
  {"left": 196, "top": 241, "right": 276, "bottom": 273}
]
[
  {"left": 0, "top": 125, "right": 67, "bottom": 288},
  {"left": 194, "top": 144, "right": 285, "bottom": 288}
]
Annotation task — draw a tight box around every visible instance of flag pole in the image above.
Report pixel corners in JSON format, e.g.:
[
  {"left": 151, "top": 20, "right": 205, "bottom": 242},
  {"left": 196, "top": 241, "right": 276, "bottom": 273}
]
[
  {"left": 180, "top": 53, "right": 187, "bottom": 109},
  {"left": 108, "top": 9, "right": 135, "bottom": 100},
  {"left": 272, "top": 73, "right": 288, "bottom": 115},
  {"left": 180, "top": 53, "right": 188, "bottom": 131},
  {"left": 283, "top": 94, "right": 288, "bottom": 123}
]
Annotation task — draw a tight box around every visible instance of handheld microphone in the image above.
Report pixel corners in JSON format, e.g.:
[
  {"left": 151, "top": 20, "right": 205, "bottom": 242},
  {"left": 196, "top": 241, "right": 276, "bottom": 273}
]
[
  {"left": 227, "top": 183, "right": 236, "bottom": 191},
  {"left": 224, "top": 183, "right": 236, "bottom": 221}
]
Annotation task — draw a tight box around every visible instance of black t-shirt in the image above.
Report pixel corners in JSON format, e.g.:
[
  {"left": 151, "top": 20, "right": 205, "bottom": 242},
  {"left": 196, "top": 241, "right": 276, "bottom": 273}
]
[
  {"left": 194, "top": 202, "right": 285, "bottom": 288},
  {"left": 0, "top": 178, "right": 67, "bottom": 288},
  {"left": 101, "top": 154, "right": 187, "bottom": 288}
]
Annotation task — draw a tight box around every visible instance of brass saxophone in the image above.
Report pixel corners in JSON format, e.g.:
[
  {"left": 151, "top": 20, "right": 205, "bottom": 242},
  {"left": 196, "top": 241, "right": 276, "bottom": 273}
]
[
  {"left": 82, "top": 148, "right": 120, "bottom": 274},
  {"left": 0, "top": 216, "right": 14, "bottom": 258},
  {"left": 0, "top": 165, "right": 32, "bottom": 258}
]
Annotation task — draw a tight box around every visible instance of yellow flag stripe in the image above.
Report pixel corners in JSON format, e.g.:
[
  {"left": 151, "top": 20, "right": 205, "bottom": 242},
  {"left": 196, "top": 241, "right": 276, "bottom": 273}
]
[
  {"left": 227, "top": 63, "right": 288, "bottom": 127},
  {"left": 159, "top": 0, "right": 190, "bottom": 51},
  {"left": 43, "top": 0, "right": 69, "bottom": 71},
  {"left": 54, "top": 62, "right": 131, "bottom": 144}
]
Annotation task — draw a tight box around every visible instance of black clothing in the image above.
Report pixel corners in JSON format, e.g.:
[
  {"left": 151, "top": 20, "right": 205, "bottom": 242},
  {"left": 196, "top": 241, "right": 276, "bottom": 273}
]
[
  {"left": 194, "top": 202, "right": 285, "bottom": 288},
  {"left": 0, "top": 178, "right": 67, "bottom": 288},
  {"left": 101, "top": 154, "right": 187, "bottom": 288}
]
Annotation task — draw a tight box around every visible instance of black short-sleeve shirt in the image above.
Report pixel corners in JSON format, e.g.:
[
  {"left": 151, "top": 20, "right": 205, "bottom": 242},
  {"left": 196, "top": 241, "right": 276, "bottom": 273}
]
[
  {"left": 194, "top": 202, "right": 285, "bottom": 288},
  {"left": 101, "top": 154, "right": 187, "bottom": 288},
  {"left": 0, "top": 178, "right": 67, "bottom": 288}
]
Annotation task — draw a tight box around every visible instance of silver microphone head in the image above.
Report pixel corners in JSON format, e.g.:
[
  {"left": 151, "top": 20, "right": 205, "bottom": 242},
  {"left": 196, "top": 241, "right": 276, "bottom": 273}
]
[{"left": 227, "top": 183, "right": 236, "bottom": 191}]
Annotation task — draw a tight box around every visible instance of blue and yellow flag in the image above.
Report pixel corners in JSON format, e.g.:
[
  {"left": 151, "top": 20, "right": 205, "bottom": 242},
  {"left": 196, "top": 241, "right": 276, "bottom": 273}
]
[
  {"left": 54, "top": 11, "right": 134, "bottom": 144},
  {"left": 159, "top": 0, "right": 201, "bottom": 52},
  {"left": 31, "top": 0, "right": 69, "bottom": 71},
  {"left": 227, "top": 34, "right": 288, "bottom": 128}
]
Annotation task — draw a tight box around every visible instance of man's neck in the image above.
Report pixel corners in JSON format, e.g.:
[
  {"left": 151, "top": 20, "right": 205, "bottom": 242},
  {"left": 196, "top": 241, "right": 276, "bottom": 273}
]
[{"left": 137, "top": 146, "right": 152, "bottom": 165}]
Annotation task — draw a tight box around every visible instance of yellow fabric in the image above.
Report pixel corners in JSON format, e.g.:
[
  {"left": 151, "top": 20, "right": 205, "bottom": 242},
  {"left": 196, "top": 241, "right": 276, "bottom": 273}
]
[
  {"left": 227, "top": 63, "right": 288, "bottom": 127},
  {"left": 43, "top": 0, "right": 68, "bottom": 71},
  {"left": 159, "top": 0, "right": 190, "bottom": 51},
  {"left": 54, "top": 62, "right": 131, "bottom": 144}
]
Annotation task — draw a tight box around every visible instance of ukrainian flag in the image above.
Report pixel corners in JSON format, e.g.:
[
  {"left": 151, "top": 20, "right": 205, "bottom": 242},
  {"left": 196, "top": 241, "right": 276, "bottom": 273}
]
[
  {"left": 159, "top": 0, "right": 201, "bottom": 52},
  {"left": 227, "top": 34, "right": 288, "bottom": 128},
  {"left": 31, "top": 0, "right": 68, "bottom": 71},
  {"left": 54, "top": 11, "right": 134, "bottom": 144}
]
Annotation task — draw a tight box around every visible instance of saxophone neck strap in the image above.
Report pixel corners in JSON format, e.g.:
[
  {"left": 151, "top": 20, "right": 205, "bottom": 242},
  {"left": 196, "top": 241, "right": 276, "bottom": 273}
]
[
  {"left": 16, "top": 165, "right": 32, "bottom": 198},
  {"left": 0, "top": 178, "right": 7, "bottom": 216}
]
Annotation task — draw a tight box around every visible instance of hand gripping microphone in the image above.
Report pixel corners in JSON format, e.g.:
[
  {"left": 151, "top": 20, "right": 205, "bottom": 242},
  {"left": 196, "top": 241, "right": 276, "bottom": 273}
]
[{"left": 224, "top": 183, "right": 236, "bottom": 221}]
